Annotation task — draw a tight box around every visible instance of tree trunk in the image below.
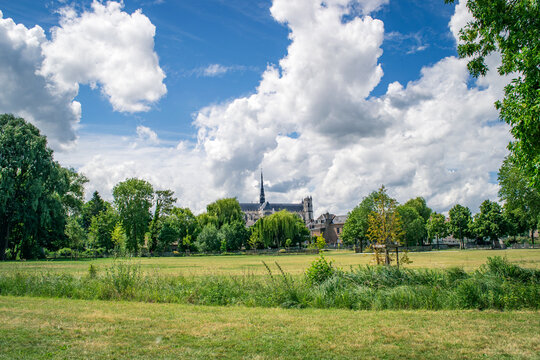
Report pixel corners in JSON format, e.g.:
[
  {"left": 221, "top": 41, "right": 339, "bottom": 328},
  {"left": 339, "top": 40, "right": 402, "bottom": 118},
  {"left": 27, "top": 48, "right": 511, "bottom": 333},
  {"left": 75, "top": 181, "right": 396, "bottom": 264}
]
[{"left": 0, "top": 222, "right": 11, "bottom": 261}]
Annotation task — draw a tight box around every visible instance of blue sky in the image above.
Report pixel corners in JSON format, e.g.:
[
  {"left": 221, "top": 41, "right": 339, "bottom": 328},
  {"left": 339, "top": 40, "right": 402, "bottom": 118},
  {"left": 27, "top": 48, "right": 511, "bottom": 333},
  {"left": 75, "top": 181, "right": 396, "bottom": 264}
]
[{"left": 0, "top": 0, "right": 510, "bottom": 214}]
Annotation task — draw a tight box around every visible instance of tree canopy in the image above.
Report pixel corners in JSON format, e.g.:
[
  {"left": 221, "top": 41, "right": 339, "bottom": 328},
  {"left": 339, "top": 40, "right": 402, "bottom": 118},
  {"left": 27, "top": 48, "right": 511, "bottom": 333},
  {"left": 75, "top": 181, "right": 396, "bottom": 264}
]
[
  {"left": 113, "top": 178, "right": 154, "bottom": 253},
  {"left": 0, "top": 114, "right": 75, "bottom": 259},
  {"left": 448, "top": 204, "right": 473, "bottom": 249},
  {"left": 445, "top": 0, "right": 540, "bottom": 188},
  {"left": 341, "top": 191, "right": 376, "bottom": 247}
]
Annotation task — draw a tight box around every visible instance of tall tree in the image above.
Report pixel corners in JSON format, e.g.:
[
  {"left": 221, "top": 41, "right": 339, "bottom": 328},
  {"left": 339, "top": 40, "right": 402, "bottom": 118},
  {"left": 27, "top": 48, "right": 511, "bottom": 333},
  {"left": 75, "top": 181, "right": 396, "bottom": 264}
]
[
  {"left": 249, "top": 210, "right": 309, "bottom": 249},
  {"left": 445, "top": 0, "right": 540, "bottom": 188},
  {"left": 148, "top": 189, "right": 177, "bottom": 252},
  {"left": 341, "top": 191, "right": 377, "bottom": 250},
  {"left": 59, "top": 167, "right": 88, "bottom": 217},
  {"left": 448, "top": 204, "right": 473, "bottom": 249},
  {"left": 0, "top": 114, "right": 69, "bottom": 260},
  {"left": 471, "top": 200, "right": 507, "bottom": 248},
  {"left": 81, "top": 191, "right": 107, "bottom": 230},
  {"left": 113, "top": 178, "right": 154, "bottom": 253},
  {"left": 396, "top": 204, "right": 427, "bottom": 247},
  {"left": 404, "top": 197, "right": 432, "bottom": 222},
  {"left": 206, "top": 198, "right": 243, "bottom": 229},
  {"left": 88, "top": 205, "right": 119, "bottom": 250},
  {"left": 498, "top": 156, "right": 540, "bottom": 244},
  {"left": 366, "top": 186, "right": 404, "bottom": 264},
  {"left": 426, "top": 213, "right": 448, "bottom": 249}
]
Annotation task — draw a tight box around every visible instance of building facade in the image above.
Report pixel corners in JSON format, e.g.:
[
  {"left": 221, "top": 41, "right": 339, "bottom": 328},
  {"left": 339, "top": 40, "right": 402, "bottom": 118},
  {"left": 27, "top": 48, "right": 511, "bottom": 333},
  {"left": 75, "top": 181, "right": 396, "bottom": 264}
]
[
  {"left": 308, "top": 212, "right": 348, "bottom": 245},
  {"left": 239, "top": 172, "right": 314, "bottom": 226}
]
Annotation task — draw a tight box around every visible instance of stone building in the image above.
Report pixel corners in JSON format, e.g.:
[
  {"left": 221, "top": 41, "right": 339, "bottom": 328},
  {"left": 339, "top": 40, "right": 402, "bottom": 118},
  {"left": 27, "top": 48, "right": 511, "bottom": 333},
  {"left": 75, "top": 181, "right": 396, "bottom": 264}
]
[
  {"left": 239, "top": 171, "right": 314, "bottom": 226},
  {"left": 308, "top": 212, "right": 348, "bottom": 245}
]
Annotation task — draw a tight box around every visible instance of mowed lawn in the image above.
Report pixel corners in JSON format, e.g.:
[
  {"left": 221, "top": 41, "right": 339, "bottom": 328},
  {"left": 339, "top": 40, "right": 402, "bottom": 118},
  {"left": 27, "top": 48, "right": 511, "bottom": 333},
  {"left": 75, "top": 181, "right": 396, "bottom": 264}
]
[
  {"left": 1, "top": 249, "right": 539, "bottom": 276},
  {"left": 1, "top": 296, "right": 539, "bottom": 360}
]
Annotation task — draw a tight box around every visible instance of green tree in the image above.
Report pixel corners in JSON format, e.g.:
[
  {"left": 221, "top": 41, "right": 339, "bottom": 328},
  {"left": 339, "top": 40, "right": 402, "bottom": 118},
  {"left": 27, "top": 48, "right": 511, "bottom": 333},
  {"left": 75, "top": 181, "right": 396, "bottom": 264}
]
[
  {"left": 111, "top": 222, "right": 126, "bottom": 252},
  {"left": 59, "top": 167, "right": 88, "bottom": 217},
  {"left": 0, "top": 114, "right": 70, "bottom": 259},
  {"left": 249, "top": 210, "right": 309, "bottom": 249},
  {"left": 498, "top": 156, "right": 540, "bottom": 245},
  {"left": 471, "top": 200, "right": 507, "bottom": 248},
  {"left": 366, "top": 186, "right": 404, "bottom": 265},
  {"left": 341, "top": 191, "right": 376, "bottom": 251},
  {"left": 206, "top": 198, "right": 243, "bottom": 229},
  {"left": 396, "top": 204, "right": 427, "bottom": 247},
  {"left": 113, "top": 178, "right": 154, "bottom": 253},
  {"left": 88, "top": 205, "right": 118, "bottom": 250},
  {"left": 426, "top": 213, "right": 448, "bottom": 249},
  {"left": 445, "top": 0, "right": 540, "bottom": 188},
  {"left": 64, "top": 216, "right": 87, "bottom": 252},
  {"left": 448, "top": 204, "right": 473, "bottom": 249},
  {"left": 148, "top": 189, "right": 177, "bottom": 252},
  {"left": 81, "top": 191, "right": 107, "bottom": 230},
  {"left": 404, "top": 197, "right": 432, "bottom": 222},
  {"left": 195, "top": 224, "right": 220, "bottom": 252},
  {"left": 218, "top": 221, "right": 249, "bottom": 251}
]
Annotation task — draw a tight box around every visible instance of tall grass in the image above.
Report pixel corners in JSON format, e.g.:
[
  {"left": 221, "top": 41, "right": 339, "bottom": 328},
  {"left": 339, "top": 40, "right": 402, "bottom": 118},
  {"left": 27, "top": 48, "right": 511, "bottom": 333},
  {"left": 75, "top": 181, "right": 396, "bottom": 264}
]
[{"left": 0, "top": 257, "right": 538, "bottom": 310}]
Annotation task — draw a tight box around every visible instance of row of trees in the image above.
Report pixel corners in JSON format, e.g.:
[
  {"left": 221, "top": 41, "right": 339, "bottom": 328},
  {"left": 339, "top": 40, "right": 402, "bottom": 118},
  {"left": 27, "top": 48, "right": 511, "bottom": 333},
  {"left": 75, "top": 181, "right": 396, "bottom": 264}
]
[
  {"left": 342, "top": 161, "right": 539, "bottom": 250},
  {"left": 0, "top": 115, "right": 311, "bottom": 259}
]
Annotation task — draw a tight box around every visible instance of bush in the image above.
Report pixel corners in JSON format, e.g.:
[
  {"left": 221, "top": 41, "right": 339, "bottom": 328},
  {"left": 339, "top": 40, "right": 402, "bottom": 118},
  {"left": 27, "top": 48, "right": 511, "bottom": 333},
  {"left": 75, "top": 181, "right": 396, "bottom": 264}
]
[
  {"left": 57, "top": 248, "right": 73, "bottom": 258},
  {"left": 305, "top": 254, "right": 336, "bottom": 285}
]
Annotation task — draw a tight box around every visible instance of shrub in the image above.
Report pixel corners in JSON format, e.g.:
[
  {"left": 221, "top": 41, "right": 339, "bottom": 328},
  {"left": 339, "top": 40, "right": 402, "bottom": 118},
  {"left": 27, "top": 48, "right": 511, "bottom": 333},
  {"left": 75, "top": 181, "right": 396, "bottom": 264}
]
[
  {"left": 57, "top": 248, "right": 73, "bottom": 258},
  {"left": 305, "top": 254, "right": 335, "bottom": 285}
]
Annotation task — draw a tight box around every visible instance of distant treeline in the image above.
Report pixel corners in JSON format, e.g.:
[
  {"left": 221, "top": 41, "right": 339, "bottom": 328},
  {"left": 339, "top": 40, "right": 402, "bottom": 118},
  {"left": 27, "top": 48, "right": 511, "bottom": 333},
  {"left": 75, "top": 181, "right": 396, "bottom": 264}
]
[{"left": 1, "top": 114, "right": 539, "bottom": 260}]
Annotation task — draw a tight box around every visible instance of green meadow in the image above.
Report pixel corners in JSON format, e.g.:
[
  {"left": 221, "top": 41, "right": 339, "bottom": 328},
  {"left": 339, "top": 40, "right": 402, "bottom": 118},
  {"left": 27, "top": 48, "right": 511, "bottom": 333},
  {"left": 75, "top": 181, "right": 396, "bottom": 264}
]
[
  {"left": 1, "top": 296, "right": 539, "bottom": 359},
  {"left": 1, "top": 249, "right": 539, "bottom": 276},
  {"left": 1, "top": 249, "right": 540, "bottom": 359}
]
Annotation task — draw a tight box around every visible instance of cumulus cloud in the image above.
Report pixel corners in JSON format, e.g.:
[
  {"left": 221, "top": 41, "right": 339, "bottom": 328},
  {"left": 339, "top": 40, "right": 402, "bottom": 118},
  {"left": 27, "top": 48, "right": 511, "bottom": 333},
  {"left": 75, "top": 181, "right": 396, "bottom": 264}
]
[
  {"left": 0, "top": 11, "right": 81, "bottom": 148},
  {"left": 58, "top": 0, "right": 510, "bottom": 216},
  {"left": 189, "top": 0, "right": 510, "bottom": 214},
  {"left": 40, "top": 1, "right": 167, "bottom": 113},
  {"left": 0, "top": 2, "right": 166, "bottom": 149}
]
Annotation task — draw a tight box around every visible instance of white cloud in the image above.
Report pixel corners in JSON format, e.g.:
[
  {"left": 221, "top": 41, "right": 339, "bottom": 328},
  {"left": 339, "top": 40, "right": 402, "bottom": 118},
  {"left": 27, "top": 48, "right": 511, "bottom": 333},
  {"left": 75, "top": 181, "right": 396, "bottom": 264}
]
[
  {"left": 40, "top": 1, "right": 167, "bottom": 113},
  {"left": 136, "top": 125, "right": 159, "bottom": 144},
  {"left": 0, "top": 2, "right": 166, "bottom": 148},
  {"left": 202, "top": 64, "right": 230, "bottom": 77},
  {"left": 0, "top": 10, "right": 81, "bottom": 148},
  {"left": 56, "top": 0, "right": 511, "bottom": 216}
]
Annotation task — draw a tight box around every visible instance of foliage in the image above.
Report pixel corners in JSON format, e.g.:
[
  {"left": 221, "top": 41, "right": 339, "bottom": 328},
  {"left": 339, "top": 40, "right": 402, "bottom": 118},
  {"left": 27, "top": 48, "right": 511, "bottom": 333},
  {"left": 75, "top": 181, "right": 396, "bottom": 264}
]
[
  {"left": 81, "top": 191, "right": 108, "bottom": 230},
  {"left": 396, "top": 204, "right": 426, "bottom": 246},
  {"left": 470, "top": 200, "right": 507, "bottom": 248},
  {"left": 341, "top": 192, "right": 376, "bottom": 246},
  {"left": 0, "top": 114, "right": 74, "bottom": 260},
  {"left": 498, "top": 156, "right": 540, "bottom": 244},
  {"left": 404, "top": 197, "right": 432, "bottom": 222},
  {"left": 147, "top": 189, "right": 177, "bottom": 252},
  {"left": 445, "top": 0, "right": 540, "bottom": 188},
  {"left": 113, "top": 178, "right": 154, "bottom": 253},
  {"left": 206, "top": 198, "right": 243, "bottom": 229},
  {"left": 65, "top": 216, "right": 87, "bottom": 251},
  {"left": 1, "top": 257, "right": 538, "bottom": 311},
  {"left": 305, "top": 254, "right": 336, "bottom": 285},
  {"left": 111, "top": 223, "right": 127, "bottom": 252},
  {"left": 88, "top": 205, "right": 119, "bottom": 250},
  {"left": 448, "top": 204, "right": 473, "bottom": 249},
  {"left": 314, "top": 234, "right": 326, "bottom": 250},
  {"left": 366, "top": 186, "right": 404, "bottom": 265},
  {"left": 195, "top": 224, "right": 220, "bottom": 252},
  {"left": 249, "top": 210, "right": 310, "bottom": 249},
  {"left": 217, "top": 221, "right": 249, "bottom": 251},
  {"left": 426, "top": 212, "right": 448, "bottom": 246}
]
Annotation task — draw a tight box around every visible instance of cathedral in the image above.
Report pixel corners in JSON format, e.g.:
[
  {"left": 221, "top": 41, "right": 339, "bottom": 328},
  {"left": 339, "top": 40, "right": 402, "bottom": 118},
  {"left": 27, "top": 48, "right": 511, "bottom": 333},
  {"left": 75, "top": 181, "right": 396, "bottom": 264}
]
[{"left": 239, "top": 172, "right": 314, "bottom": 226}]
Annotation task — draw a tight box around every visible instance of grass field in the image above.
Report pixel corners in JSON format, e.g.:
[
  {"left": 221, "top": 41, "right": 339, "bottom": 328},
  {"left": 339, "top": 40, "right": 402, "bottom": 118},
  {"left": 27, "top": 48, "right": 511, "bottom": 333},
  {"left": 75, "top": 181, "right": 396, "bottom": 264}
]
[
  {"left": 1, "top": 296, "right": 539, "bottom": 359},
  {"left": 1, "top": 249, "right": 539, "bottom": 276}
]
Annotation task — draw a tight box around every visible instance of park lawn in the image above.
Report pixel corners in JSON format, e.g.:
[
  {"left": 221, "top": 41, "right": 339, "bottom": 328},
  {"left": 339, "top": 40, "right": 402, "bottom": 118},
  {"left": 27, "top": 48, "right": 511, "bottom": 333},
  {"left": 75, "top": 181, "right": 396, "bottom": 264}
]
[
  {"left": 0, "top": 296, "right": 539, "bottom": 360},
  {"left": 0, "top": 249, "right": 539, "bottom": 276}
]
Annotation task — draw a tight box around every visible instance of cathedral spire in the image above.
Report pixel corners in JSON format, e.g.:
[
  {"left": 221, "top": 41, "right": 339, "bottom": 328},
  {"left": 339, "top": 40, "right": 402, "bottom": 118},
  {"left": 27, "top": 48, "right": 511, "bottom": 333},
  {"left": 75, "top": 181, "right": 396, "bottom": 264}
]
[{"left": 259, "top": 169, "right": 265, "bottom": 204}]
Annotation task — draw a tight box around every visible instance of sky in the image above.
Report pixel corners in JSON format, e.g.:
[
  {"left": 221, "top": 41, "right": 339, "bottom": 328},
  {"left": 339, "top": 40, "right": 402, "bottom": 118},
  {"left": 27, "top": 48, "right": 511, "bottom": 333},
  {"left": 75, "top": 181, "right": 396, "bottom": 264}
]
[{"left": 0, "top": 0, "right": 511, "bottom": 215}]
